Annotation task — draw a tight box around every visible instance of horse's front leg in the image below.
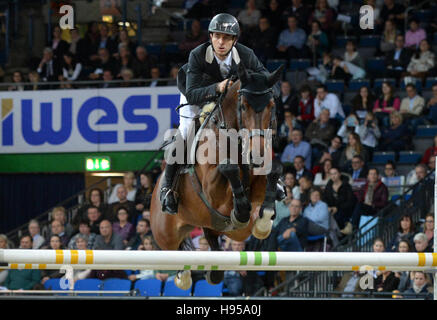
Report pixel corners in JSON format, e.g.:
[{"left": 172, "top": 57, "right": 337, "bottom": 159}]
[
  {"left": 252, "top": 159, "right": 283, "bottom": 239},
  {"left": 218, "top": 159, "right": 252, "bottom": 229}
]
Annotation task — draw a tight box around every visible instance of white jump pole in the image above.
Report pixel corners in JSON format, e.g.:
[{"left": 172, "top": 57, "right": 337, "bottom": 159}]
[{"left": 1, "top": 250, "right": 437, "bottom": 271}]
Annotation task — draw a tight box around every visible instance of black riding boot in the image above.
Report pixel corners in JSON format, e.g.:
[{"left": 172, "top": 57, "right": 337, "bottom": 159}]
[{"left": 160, "top": 162, "right": 179, "bottom": 214}]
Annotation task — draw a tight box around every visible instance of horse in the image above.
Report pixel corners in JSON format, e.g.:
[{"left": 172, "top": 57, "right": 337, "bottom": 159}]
[{"left": 150, "top": 63, "right": 284, "bottom": 290}]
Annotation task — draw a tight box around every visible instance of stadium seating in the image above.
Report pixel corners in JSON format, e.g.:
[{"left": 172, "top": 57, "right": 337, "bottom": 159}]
[
  {"left": 163, "top": 279, "right": 192, "bottom": 296},
  {"left": 134, "top": 278, "right": 163, "bottom": 297},
  {"left": 289, "top": 58, "right": 311, "bottom": 71},
  {"left": 359, "top": 35, "right": 380, "bottom": 47},
  {"left": 325, "top": 79, "right": 345, "bottom": 93},
  {"left": 193, "top": 280, "right": 223, "bottom": 297},
  {"left": 101, "top": 279, "right": 132, "bottom": 296},
  {"left": 397, "top": 151, "right": 422, "bottom": 164},
  {"left": 348, "top": 79, "right": 371, "bottom": 91},
  {"left": 373, "top": 77, "right": 396, "bottom": 89},
  {"left": 74, "top": 278, "right": 102, "bottom": 296},
  {"left": 372, "top": 151, "right": 396, "bottom": 164},
  {"left": 266, "top": 59, "right": 287, "bottom": 73},
  {"left": 366, "top": 58, "right": 385, "bottom": 78},
  {"left": 416, "top": 125, "right": 437, "bottom": 137}
]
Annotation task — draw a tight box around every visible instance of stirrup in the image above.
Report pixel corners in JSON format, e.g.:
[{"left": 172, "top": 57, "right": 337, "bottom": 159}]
[{"left": 160, "top": 187, "right": 178, "bottom": 215}]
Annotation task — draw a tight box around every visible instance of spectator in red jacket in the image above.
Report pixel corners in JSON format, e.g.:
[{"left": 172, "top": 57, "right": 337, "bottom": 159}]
[
  {"left": 421, "top": 134, "right": 437, "bottom": 165},
  {"left": 351, "top": 168, "right": 389, "bottom": 230},
  {"left": 296, "top": 84, "right": 315, "bottom": 129}
]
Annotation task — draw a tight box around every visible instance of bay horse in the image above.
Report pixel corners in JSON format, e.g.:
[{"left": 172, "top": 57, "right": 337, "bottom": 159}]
[{"left": 150, "top": 63, "right": 284, "bottom": 290}]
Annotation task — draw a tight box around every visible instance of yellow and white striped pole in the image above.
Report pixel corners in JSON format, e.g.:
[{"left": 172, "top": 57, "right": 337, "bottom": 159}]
[{"left": 1, "top": 250, "right": 437, "bottom": 271}]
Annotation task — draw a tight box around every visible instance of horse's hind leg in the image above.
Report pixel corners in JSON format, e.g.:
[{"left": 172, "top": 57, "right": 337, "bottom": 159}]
[
  {"left": 203, "top": 228, "right": 224, "bottom": 285},
  {"left": 253, "top": 159, "right": 283, "bottom": 239},
  {"left": 218, "top": 160, "right": 252, "bottom": 229},
  {"left": 174, "top": 237, "right": 194, "bottom": 290}
]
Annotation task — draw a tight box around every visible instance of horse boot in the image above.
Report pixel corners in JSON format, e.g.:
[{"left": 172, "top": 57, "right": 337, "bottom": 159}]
[{"left": 160, "top": 161, "right": 179, "bottom": 215}]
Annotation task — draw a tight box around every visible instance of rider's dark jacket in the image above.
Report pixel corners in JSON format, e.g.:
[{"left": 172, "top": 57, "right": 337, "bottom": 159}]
[{"left": 181, "top": 42, "right": 269, "bottom": 105}]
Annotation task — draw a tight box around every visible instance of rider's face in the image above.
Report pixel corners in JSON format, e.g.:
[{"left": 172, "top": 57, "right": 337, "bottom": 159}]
[{"left": 210, "top": 32, "right": 235, "bottom": 58}]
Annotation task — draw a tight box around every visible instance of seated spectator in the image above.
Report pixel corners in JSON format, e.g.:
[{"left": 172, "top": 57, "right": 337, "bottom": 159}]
[
  {"left": 357, "top": 112, "right": 381, "bottom": 157},
  {"left": 126, "top": 219, "right": 152, "bottom": 250},
  {"left": 108, "top": 185, "right": 137, "bottom": 223},
  {"left": 37, "top": 47, "right": 62, "bottom": 84},
  {"left": 343, "top": 40, "right": 364, "bottom": 69},
  {"left": 97, "top": 23, "right": 118, "bottom": 55},
  {"left": 274, "top": 172, "right": 297, "bottom": 228},
  {"left": 127, "top": 236, "right": 158, "bottom": 283},
  {"left": 250, "top": 16, "right": 279, "bottom": 64},
  {"left": 339, "top": 133, "right": 369, "bottom": 172},
  {"left": 306, "top": 20, "right": 329, "bottom": 59},
  {"left": 113, "top": 207, "right": 135, "bottom": 246},
  {"left": 351, "top": 86, "right": 376, "bottom": 120},
  {"left": 132, "top": 46, "right": 157, "bottom": 79},
  {"left": 331, "top": 56, "right": 366, "bottom": 83},
  {"left": 379, "top": 0, "right": 405, "bottom": 30},
  {"left": 275, "top": 199, "right": 309, "bottom": 252},
  {"left": 309, "top": 0, "right": 336, "bottom": 32},
  {"left": 305, "top": 108, "right": 336, "bottom": 153},
  {"left": 295, "top": 84, "right": 315, "bottom": 129},
  {"left": 404, "top": 18, "right": 427, "bottom": 50},
  {"left": 346, "top": 155, "right": 368, "bottom": 187},
  {"left": 421, "top": 213, "right": 434, "bottom": 251},
  {"left": 49, "top": 25, "right": 69, "bottom": 64},
  {"left": 108, "top": 172, "right": 137, "bottom": 204},
  {"left": 179, "top": 19, "right": 208, "bottom": 61},
  {"left": 314, "top": 84, "right": 345, "bottom": 120},
  {"left": 263, "top": 0, "right": 283, "bottom": 33},
  {"left": 223, "top": 240, "right": 247, "bottom": 296},
  {"left": 83, "top": 21, "right": 100, "bottom": 65},
  {"left": 313, "top": 159, "right": 333, "bottom": 188},
  {"left": 378, "top": 111, "right": 411, "bottom": 156},
  {"left": 51, "top": 206, "right": 74, "bottom": 238},
  {"left": 237, "top": 0, "right": 261, "bottom": 31},
  {"left": 93, "top": 220, "right": 124, "bottom": 250},
  {"left": 402, "top": 271, "right": 432, "bottom": 299},
  {"left": 292, "top": 155, "right": 313, "bottom": 181},
  {"left": 380, "top": 19, "right": 399, "bottom": 54},
  {"left": 334, "top": 271, "right": 365, "bottom": 298},
  {"left": 405, "top": 39, "right": 435, "bottom": 85},
  {"left": 88, "top": 48, "right": 119, "bottom": 81},
  {"left": 326, "top": 135, "right": 343, "bottom": 167},
  {"left": 277, "top": 111, "right": 296, "bottom": 151},
  {"left": 60, "top": 51, "right": 82, "bottom": 83},
  {"left": 337, "top": 113, "right": 359, "bottom": 144},
  {"left": 276, "top": 80, "right": 297, "bottom": 125},
  {"left": 280, "top": 129, "right": 312, "bottom": 169},
  {"left": 375, "top": 270, "right": 400, "bottom": 295},
  {"left": 28, "top": 219, "right": 45, "bottom": 249},
  {"left": 388, "top": 213, "right": 416, "bottom": 252},
  {"left": 381, "top": 161, "right": 405, "bottom": 199},
  {"left": 43, "top": 220, "right": 70, "bottom": 248},
  {"left": 134, "top": 172, "right": 154, "bottom": 214},
  {"left": 25, "top": 71, "right": 41, "bottom": 91},
  {"left": 99, "top": 69, "right": 117, "bottom": 88},
  {"left": 116, "top": 45, "right": 136, "bottom": 77},
  {"left": 84, "top": 205, "right": 104, "bottom": 234},
  {"left": 148, "top": 67, "right": 167, "bottom": 87},
  {"left": 385, "top": 35, "right": 411, "bottom": 84},
  {"left": 72, "top": 236, "right": 92, "bottom": 282},
  {"left": 426, "top": 85, "right": 437, "bottom": 124},
  {"left": 166, "top": 64, "right": 179, "bottom": 86},
  {"left": 413, "top": 232, "right": 432, "bottom": 253},
  {"left": 276, "top": 15, "right": 307, "bottom": 60},
  {"left": 351, "top": 168, "right": 389, "bottom": 230},
  {"left": 3, "top": 235, "right": 41, "bottom": 290},
  {"left": 0, "top": 234, "right": 9, "bottom": 286},
  {"left": 323, "top": 167, "right": 356, "bottom": 232},
  {"left": 116, "top": 29, "right": 137, "bottom": 57},
  {"left": 373, "top": 81, "right": 401, "bottom": 128},
  {"left": 39, "top": 235, "right": 65, "bottom": 288},
  {"left": 7, "top": 71, "right": 25, "bottom": 91},
  {"left": 68, "top": 220, "right": 97, "bottom": 249},
  {"left": 303, "top": 187, "right": 329, "bottom": 230},
  {"left": 68, "top": 28, "right": 88, "bottom": 64},
  {"left": 294, "top": 175, "right": 313, "bottom": 206},
  {"left": 399, "top": 83, "right": 425, "bottom": 133},
  {"left": 395, "top": 239, "right": 414, "bottom": 292}
]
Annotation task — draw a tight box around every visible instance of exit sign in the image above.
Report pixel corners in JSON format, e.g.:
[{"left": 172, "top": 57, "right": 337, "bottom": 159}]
[{"left": 85, "top": 157, "right": 111, "bottom": 171}]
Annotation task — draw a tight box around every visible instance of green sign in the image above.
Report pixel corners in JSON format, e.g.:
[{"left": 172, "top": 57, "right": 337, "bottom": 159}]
[{"left": 85, "top": 156, "right": 111, "bottom": 171}]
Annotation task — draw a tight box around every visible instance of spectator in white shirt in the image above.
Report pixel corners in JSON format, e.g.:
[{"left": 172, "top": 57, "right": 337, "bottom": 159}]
[{"left": 314, "top": 84, "right": 345, "bottom": 119}]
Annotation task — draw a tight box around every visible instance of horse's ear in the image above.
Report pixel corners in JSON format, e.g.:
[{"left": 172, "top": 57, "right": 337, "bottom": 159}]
[
  {"left": 267, "top": 64, "right": 285, "bottom": 87},
  {"left": 237, "top": 63, "right": 249, "bottom": 84}
]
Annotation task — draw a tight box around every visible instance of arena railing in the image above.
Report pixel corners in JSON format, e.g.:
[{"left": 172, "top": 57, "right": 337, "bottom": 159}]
[{"left": 0, "top": 77, "right": 175, "bottom": 90}]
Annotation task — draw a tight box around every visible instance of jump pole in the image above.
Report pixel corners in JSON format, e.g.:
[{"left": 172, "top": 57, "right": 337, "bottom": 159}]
[{"left": 1, "top": 250, "right": 437, "bottom": 272}]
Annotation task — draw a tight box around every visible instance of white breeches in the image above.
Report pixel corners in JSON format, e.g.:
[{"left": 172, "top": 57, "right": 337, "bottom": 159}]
[{"left": 178, "top": 94, "right": 200, "bottom": 140}]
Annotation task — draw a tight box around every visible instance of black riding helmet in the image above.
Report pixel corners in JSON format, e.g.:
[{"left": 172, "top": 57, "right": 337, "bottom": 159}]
[{"left": 208, "top": 13, "right": 240, "bottom": 38}]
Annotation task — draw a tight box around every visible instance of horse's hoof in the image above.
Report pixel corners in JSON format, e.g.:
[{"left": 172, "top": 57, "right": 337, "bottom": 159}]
[
  {"left": 230, "top": 209, "right": 250, "bottom": 230},
  {"left": 174, "top": 270, "right": 192, "bottom": 291},
  {"left": 252, "top": 208, "right": 275, "bottom": 240},
  {"left": 206, "top": 270, "right": 224, "bottom": 285}
]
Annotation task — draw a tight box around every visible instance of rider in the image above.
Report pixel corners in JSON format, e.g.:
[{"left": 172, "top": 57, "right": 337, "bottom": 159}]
[{"left": 160, "top": 13, "right": 270, "bottom": 215}]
